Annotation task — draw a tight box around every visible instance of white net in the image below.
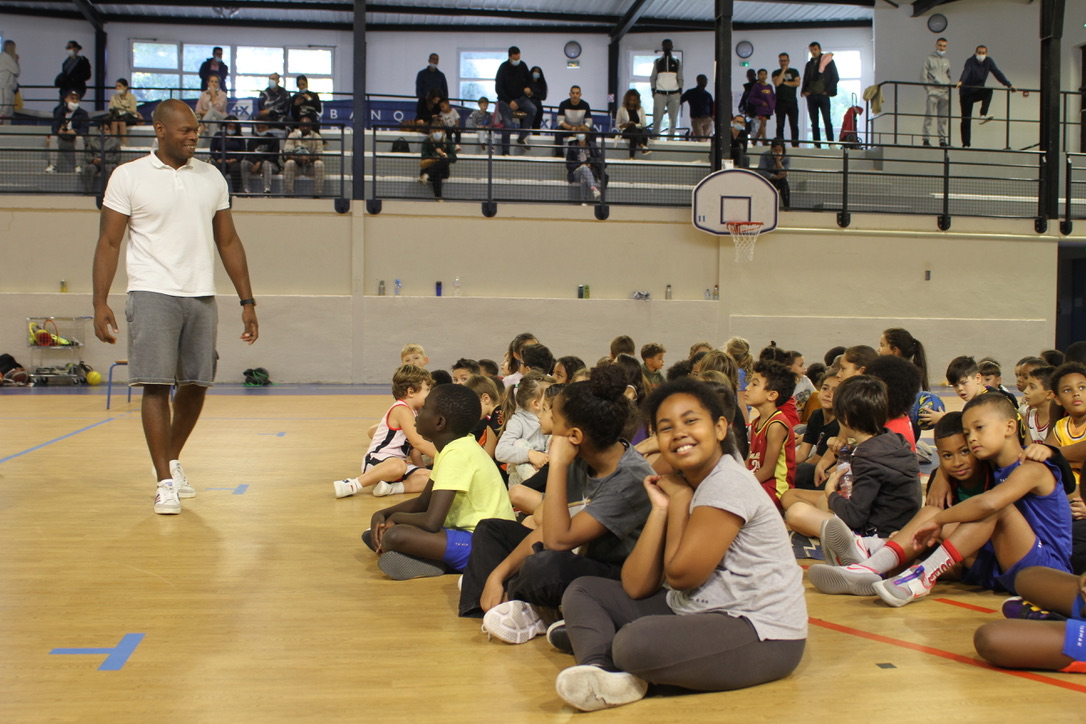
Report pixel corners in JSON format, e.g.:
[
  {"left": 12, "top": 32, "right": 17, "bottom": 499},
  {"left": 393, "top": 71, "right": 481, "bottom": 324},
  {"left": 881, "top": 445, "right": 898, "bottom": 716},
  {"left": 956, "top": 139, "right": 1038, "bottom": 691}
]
[{"left": 726, "top": 221, "right": 763, "bottom": 263}]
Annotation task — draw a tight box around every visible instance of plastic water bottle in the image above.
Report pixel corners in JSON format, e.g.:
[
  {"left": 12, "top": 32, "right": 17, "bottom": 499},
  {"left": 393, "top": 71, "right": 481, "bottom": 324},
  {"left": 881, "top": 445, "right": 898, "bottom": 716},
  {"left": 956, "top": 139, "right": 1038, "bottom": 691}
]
[
  {"left": 453, "top": 277, "right": 461, "bottom": 297},
  {"left": 836, "top": 445, "right": 853, "bottom": 499},
  {"left": 704, "top": 288, "right": 711, "bottom": 300},
  {"left": 665, "top": 283, "right": 672, "bottom": 300},
  {"left": 394, "top": 279, "right": 402, "bottom": 296},
  {"left": 378, "top": 280, "right": 386, "bottom": 296},
  {"left": 435, "top": 281, "right": 442, "bottom": 296},
  {"left": 583, "top": 284, "right": 590, "bottom": 299},
  {"left": 712, "top": 284, "right": 719, "bottom": 300}
]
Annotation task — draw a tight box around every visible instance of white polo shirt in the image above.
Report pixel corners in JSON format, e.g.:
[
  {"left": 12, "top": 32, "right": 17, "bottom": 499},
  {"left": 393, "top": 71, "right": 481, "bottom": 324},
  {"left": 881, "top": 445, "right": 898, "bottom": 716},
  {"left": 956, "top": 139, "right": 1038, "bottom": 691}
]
[{"left": 103, "top": 151, "right": 230, "bottom": 297}]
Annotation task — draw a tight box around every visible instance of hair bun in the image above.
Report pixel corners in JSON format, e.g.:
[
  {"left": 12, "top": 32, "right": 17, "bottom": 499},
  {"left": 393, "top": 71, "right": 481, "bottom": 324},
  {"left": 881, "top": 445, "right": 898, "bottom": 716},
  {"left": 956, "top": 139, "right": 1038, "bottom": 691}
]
[{"left": 589, "top": 364, "right": 627, "bottom": 401}]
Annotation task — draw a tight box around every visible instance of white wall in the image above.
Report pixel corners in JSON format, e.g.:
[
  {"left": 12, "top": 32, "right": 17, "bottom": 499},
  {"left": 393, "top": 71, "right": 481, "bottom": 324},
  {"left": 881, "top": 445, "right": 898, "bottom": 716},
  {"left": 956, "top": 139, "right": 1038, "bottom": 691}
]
[{"left": 0, "top": 15, "right": 95, "bottom": 109}]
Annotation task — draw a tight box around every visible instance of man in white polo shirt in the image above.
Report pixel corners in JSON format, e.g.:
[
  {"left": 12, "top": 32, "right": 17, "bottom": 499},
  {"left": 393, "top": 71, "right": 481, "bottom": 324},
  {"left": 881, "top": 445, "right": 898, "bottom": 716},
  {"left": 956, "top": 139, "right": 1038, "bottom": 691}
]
[{"left": 92, "top": 99, "right": 259, "bottom": 515}]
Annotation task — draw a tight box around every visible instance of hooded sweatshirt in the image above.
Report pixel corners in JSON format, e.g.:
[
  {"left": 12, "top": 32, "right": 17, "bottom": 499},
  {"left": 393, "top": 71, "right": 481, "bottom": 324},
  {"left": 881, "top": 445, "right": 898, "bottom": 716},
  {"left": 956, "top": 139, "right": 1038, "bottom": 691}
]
[{"left": 828, "top": 430, "right": 921, "bottom": 537}]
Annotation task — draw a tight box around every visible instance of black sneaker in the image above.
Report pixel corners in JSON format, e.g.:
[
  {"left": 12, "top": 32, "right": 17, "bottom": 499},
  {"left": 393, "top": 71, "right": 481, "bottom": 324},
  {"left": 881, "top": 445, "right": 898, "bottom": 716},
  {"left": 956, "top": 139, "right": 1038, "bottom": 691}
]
[
  {"left": 547, "top": 619, "right": 573, "bottom": 654},
  {"left": 378, "top": 551, "right": 446, "bottom": 580}
]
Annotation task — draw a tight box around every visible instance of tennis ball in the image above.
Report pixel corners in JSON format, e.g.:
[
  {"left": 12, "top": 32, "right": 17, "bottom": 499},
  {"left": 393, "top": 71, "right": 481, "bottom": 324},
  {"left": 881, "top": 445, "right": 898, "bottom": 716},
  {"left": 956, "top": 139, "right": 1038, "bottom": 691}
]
[{"left": 86, "top": 370, "right": 102, "bottom": 386}]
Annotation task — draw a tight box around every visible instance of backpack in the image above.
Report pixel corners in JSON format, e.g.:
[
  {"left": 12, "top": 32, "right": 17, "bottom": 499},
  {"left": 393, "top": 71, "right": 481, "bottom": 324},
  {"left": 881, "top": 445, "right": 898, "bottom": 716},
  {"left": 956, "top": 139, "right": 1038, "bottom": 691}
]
[
  {"left": 391, "top": 137, "right": 410, "bottom": 153},
  {"left": 0, "top": 353, "right": 29, "bottom": 385},
  {"left": 243, "top": 367, "right": 271, "bottom": 387}
]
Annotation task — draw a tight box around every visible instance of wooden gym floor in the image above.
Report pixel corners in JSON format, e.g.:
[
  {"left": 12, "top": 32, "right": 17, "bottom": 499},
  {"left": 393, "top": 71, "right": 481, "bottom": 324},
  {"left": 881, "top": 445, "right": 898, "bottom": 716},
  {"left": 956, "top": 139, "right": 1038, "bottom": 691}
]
[{"left": 1, "top": 387, "right": 1084, "bottom": 723}]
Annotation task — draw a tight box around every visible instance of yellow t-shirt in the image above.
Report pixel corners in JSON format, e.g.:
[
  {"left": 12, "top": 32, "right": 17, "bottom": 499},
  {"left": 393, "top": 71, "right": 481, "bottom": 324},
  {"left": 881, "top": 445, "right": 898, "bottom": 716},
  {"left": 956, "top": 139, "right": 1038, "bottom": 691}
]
[
  {"left": 431, "top": 434, "right": 515, "bottom": 533},
  {"left": 1052, "top": 416, "right": 1085, "bottom": 488}
]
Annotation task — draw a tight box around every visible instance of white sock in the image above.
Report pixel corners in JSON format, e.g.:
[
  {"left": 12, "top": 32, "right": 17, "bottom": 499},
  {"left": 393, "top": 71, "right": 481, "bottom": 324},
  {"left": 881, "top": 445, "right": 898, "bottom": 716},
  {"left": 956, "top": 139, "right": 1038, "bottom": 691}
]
[
  {"left": 865, "top": 544, "right": 902, "bottom": 574},
  {"left": 915, "top": 541, "right": 962, "bottom": 585}
]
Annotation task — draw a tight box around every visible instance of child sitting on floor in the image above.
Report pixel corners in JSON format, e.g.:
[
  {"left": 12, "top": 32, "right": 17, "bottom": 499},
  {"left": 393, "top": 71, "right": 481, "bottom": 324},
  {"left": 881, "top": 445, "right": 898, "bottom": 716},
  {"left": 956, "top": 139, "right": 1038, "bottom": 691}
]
[
  {"left": 495, "top": 372, "right": 553, "bottom": 486},
  {"left": 334, "top": 364, "right": 436, "bottom": 498},
  {"left": 745, "top": 359, "right": 796, "bottom": 509},
  {"left": 362, "top": 384, "right": 516, "bottom": 579}
]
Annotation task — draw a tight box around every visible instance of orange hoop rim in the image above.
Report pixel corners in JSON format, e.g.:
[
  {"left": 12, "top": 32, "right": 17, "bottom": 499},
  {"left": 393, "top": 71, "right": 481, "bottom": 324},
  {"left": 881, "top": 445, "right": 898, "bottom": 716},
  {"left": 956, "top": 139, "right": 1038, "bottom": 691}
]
[{"left": 725, "top": 221, "right": 764, "bottom": 235}]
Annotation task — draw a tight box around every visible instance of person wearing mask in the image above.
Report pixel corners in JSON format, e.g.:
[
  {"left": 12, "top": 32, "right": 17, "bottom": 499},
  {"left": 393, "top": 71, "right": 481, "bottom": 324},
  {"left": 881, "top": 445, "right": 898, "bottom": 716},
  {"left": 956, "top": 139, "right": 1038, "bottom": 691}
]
[
  {"left": 108, "top": 78, "right": 140, "bottom": 141},
  {"left": 282, "top": 115, "right": 325, "bottom": 196},
  {"left": 415, "top": 53, "right": 449, "bottom": 102},
  {"left": 258, "top": 73, "right": 290, "bottom": 121},
  {"left": 956, "top": 44, "right": 1015, "bottom": 148},
  {"left": 419, "top": 120, "right": 457, "bottom": 200},
  {"left": 921, "top": 38, "right": 952, "bottom": 147},
  {"left": 650, "top": 39, "right": 683, "bottom": 139},
  {"left": 757, "top": 140, "right": 791, "bottom": 209},
  {"left": 680, "top": 74, "right": 713, "bottom": 140},
  {"left": 81, "top": 118, "right": 121, "bottom": 195},
  {"left": 290, "top": 75, "right": 322, "bottom": 127},
  {"left": 771, "top": 52, "right": 801, "bottom": 147},
  {"left": 242, "top": 113, "right": 281, "bottom": 195},
  {"left": 0, "top": 40, "right": 19, "bottom": 125},
  {"left": 528, "top": 65, "right": 548, "bottom": 134},
  {"left": 198, "top": 47, "right": 229, "bottom": 92},
  {"left": 728, "top": 113, "right": 749, "bottom": 169},
  {"left": 800, "top": 41, "right": 839, "bottom": 149},
  {"left": 54, "top": 40, "right": 91, "bottom": 101},
  {"left": 195, "top": 74, "right": 228, "bottom": 136},
  {"left": 45, "top": 89, "right": 89, "bottom": 174},
  {"left": 494, "top": 46, "right": 536, "bottom": 154}
]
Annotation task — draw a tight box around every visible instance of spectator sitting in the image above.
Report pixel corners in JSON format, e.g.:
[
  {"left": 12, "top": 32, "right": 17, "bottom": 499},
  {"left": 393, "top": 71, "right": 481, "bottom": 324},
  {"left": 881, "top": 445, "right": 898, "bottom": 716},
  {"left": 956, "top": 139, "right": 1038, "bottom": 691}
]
[
  {"left": 81, "top": 119, "right": 121, "bottom": 195},
  {"left": 729, "top": 113, "right": 749, "bottom": 168},
  {"left": 210, "top": 115, "right": 245, "bottom": 193},
  {"left": 107, "top": 78, "right": 140, "bottom": 142},
  {"left": 242, "top": 115, "right": 281, "bottom": 195},
  {"left": 290, "top": 75, "right": 322, "bottom": 126},
  {"left": 415, "top": 53, "right": 448, "bottom": 102},
  {"left": 528, "top": 65, "right": 548, "bottom": 133},
  {"left": 438, "top": 99, "right": 462, "bottom": 151},
  {"left": 416, "top": 87, "right": 444, "bottom": 128},
  {"left": 258, "top": 73, "right": 291, "bottom": 121},
  {"left": 45, "top": 89, "right": 89, "bottom": 174},
  {"left": 467, "top": 96, "right": 500, "bottom": 154},
  {"left": 494, "top": 46, "right": 536, "bottom": 154},
  {"left": 566, "top": 131, "right": 605, "bottom": 203},
  {"left": 198, "top": 47, "right": 229, "bottom": 92},
  {"left": 554, "top": 84, "right": 592, "bottom": 158},
  {"left": 195, "top": 74, "right": 228, "bottom": 136},
  {"left": 757, "top": 140, "right": 791, "bottom": 209},
  {"left": 615, "top": 89, "right": 650, "bottom": 159},
  {"left": 282, "top": 115, "right": 325, "bottom": 196},
  {"left": 419, "top": 120, "right": 457, "bottom": 200}
]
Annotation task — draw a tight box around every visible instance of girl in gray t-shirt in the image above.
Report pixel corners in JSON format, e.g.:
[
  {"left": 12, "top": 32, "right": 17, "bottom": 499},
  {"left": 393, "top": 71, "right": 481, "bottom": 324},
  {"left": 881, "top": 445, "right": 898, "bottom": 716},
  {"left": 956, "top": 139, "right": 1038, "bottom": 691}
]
[{"left": 556, "top": 377, "right": 807, "bottom": 712}]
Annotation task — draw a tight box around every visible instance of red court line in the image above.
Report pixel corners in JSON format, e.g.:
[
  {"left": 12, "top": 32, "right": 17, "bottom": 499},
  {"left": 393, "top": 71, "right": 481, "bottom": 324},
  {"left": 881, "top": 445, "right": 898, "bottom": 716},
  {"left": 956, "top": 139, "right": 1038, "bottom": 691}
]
[
  {"left": 808, "top": 617, "right": 1086, "bottom": 694},
  {"left": 934, "top": 598, "right": 997, "bottom": 614}
]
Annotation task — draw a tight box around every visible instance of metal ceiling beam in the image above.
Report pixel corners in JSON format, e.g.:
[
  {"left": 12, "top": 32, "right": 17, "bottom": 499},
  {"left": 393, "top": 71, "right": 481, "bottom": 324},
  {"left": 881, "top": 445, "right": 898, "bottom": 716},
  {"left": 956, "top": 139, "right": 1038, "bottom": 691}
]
[
  {"left": 71, "top": 0, "right": 105, "bottom": 29},
  {"left": 610, "top": 0, "right": 652, "bottom": 41},
  {"left": 911, "top": 0, "right": 961, "bottom": 16}
]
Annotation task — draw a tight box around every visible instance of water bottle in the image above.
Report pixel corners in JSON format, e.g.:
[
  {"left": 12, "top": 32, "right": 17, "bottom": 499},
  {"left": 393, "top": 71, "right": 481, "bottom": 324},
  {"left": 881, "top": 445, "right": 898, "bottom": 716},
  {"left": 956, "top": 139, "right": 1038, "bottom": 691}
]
[
  {"left": 665, "top": 284, "right": 672, "bottom": 300},
  {"left": 453, "top": 276, "right": 461, "bottom": 297},
  {"left": 59, "top": 280, "right": 68, "bottom": 293},
  {"left": 378, "top": 280, "right": 386, "bottom": 296},
  {"left": 435, "top": 281, "right": 442, "bottom": 296},
  {"left": 704, "top": 288, "right": 711, "bottom": 300},
  {"left": 712, "top": 284, "right": 719, "bottom": 300},
  {"left": 394, "top": 279, "right": 402, "bottom": 296},
  {"left": 836, "top": 445, "right": 853, "bottom": 499},
  {"left": 577, "top": 284, "right": 584, "bottom": 299},
  {"left": 583, "top": 284, "right": 590, "bottom": 299}
]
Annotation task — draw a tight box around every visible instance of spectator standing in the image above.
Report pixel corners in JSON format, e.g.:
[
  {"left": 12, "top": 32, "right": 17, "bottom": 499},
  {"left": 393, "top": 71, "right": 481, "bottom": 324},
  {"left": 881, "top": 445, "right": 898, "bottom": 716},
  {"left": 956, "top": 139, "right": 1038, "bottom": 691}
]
[
  {"left": 738, "top": 68, "right": 757, "bottom": 118},
  {"left": 81, "top": 119, "right": 121, "bottom": 194},
  {"left": 921, "top": 38, "right": 952, "bottom": 147},
  {"left": 198, "top": 47, "right": 229, "bottom": 92},
  {"left": 45, "top": 89, "right": 89, "bottom": 174},
  {"left": 528, "top": 65, "right": 548, "bottom": 133},
  {"left": 258, "top": 73, "right": 291, "bottom": 121},
  {"left": 415, "top": 53, "right": 449, "bottom": 102},
  {"left": 616, "top": 89, "right": 651, "bottom": 158},
  {"left": 748, "top": 69, "right": 776, "bottom": 145},
  {"left": 290, "top": 75, "right": 322, "bottom": 125},
  {"left": 771, "top": 52, "right": 801, "bottom": 147},
  {"left": 554, "top": 85, "right": 592, "bottom": 157},
  {"left": 801, "top": 42, "right": 839, "bottom": 149},
  {"left": 494, "top": 46, "right": 536, "bottom": 154},
  {"left": 0, "top": 40, "right": 19, "bottom": 125},
  {"left": 54, "top": 40, "right": 91, "bottom": 101},
  {"left": 108, "top": 78, "right": 140, "bottom": 141},
  {"left": 680, "top": 74, "right": 713, "bottom": 139},
  {"left": 650, "top": 39, "right": 683, "bottom": 139},
  {"left": 957, "top": 44, "right": 1015, "bottom": 148}
]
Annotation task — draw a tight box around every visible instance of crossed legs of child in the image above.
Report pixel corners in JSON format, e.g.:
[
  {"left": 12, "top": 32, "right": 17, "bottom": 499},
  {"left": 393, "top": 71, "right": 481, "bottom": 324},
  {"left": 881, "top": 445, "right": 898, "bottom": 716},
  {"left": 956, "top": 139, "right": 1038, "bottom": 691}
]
[
  {"left": 974, "top": 567, "right": 1086, "bottom": 672},
  {"left": 362, "top": 523, "right": 471, "bottom": 580}
]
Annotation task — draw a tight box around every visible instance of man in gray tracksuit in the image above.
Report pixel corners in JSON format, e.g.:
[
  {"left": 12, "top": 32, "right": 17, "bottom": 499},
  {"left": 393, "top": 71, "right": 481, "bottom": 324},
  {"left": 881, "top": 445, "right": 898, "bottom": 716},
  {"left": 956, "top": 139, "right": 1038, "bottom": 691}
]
[{"left": 921, "top": 38, "right": 951, "bottom": 147}]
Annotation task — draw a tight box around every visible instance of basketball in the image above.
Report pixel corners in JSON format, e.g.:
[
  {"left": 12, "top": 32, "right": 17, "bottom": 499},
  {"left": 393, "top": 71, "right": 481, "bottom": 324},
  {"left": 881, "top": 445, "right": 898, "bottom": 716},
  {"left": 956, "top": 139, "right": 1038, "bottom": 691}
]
[
  {"left": 35, "top": 329, "right": 53, "bottom": 346},
  {"left": 86, "top": 370, "right": 102, "bottom": 386},
  {"left": 912, "top": 391, "right": 946, "bottom": 430}
]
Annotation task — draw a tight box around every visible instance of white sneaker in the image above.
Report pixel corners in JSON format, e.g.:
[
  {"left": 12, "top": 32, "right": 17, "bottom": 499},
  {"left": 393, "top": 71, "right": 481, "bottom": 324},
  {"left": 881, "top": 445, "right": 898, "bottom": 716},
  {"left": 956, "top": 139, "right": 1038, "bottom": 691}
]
[
  {"left": 419, "top": 173, "right": 429, "bottom": 184},
  {"left": 483, "top": 600, "right": 546, "bottom": 644},
  {"left": 808, "top": 563, "right": 882, "bottom": 596},
  {"left": 74, "top": 165, "right": 83, "bottom": 174},
  {"left": 555, "top": 665, "right": 648, "bottom": 712},
  {"left": 170, "top": 460, "right": 196, "bottom": 498},
  {"left": 44, "top": 165, "right": 56, "bottom": 174},
  {"left": 372, "top": 481, "right": 404, "bottom": 497},
  {"left": 979, "top": 115, "right": 994, "bottom": 125},
  {"left": 872, "top": 564, "right": 933, "bottom": 607},
  {"left": 333, "top": 478, "right": 362, "bottom": 498},
  {"left": 819, "top": 516, "right": 868, "bottom": 566},
  {"left": 154, "top": 482, "right": 181, "bottom": 515},
  {"left": 591, "top": 186, "right": 601, "bottom": 200}
]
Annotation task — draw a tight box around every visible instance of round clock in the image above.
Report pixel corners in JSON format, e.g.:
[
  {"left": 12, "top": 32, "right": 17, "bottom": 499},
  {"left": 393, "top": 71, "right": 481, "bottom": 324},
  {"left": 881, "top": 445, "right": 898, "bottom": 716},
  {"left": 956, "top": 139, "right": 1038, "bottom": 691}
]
[
  {"left": 736, "top": 40, "right": 754, "bottom": 59},
  {"left": 564, "top": 41, "right": 582, "bottom": 60},
  {"left": 927, "top": 13, "right": 948, "bottom": 33}
]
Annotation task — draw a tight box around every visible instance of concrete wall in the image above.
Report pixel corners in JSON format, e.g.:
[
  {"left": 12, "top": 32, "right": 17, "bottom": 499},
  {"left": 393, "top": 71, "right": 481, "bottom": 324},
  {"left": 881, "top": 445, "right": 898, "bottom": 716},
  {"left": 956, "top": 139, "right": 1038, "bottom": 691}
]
[{"left": 0, "top": 194, "right": 1067, "bottom": 386}]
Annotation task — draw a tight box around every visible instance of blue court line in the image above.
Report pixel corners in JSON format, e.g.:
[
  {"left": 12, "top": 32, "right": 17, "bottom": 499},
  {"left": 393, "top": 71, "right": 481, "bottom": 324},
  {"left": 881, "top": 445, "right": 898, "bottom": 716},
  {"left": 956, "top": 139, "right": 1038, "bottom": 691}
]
[
  {"left": 0, "top": 417, "right": 121, "bottom": 465},
  {"left": 50, "top": 633, "right": 145, "bottom": 671},
  {"left": 207, "top": 484, "right": 249, "bottom": 495}
]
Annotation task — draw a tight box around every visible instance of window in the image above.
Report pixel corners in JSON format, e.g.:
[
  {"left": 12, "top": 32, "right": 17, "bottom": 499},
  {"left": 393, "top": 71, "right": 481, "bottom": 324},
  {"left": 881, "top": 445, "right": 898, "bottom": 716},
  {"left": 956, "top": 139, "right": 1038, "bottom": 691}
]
[
  {"left": 127, "top": 41, "right": 334, "bottom": 102},
  {"left": 629, "top": 50, "right": 683, "bottom": 132},
  {"left": 459, "top": 50, "right": 507, "bottom": 104}
]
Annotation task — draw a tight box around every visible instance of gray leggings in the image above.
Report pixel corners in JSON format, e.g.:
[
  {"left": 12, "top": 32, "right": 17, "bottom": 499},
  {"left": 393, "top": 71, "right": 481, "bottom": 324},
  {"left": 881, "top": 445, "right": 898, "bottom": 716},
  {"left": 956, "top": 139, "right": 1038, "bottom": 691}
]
[{"left": 562, "top": 576, "right": 805, "bottom": 692}]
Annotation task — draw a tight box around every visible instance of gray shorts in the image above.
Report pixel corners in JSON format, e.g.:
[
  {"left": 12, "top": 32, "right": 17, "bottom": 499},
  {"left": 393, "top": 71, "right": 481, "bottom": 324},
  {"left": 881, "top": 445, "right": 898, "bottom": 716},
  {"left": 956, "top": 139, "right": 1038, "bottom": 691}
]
[{"left": 126, "top": 291, "right": 218, "bottom": 387}]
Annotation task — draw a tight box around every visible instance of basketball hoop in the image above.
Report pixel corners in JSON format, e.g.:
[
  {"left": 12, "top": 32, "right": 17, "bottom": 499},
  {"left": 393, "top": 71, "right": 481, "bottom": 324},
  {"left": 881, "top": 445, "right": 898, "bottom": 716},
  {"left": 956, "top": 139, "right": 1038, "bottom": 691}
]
[{"left": 726, "top": 221, "right": 763, "bottom": 263}]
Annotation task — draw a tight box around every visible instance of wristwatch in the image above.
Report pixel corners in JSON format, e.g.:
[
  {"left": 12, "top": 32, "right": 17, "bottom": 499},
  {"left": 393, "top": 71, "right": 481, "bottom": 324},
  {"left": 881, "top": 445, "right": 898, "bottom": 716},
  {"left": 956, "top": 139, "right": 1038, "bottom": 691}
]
[{"left": 239, "top": 298, "right": 256, "bottom": 307}]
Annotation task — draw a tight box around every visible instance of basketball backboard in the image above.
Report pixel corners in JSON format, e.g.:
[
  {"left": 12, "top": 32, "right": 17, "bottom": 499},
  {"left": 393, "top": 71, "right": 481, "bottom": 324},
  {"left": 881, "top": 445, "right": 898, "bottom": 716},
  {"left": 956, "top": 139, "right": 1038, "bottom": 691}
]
[{"left": 692, "top": 168, "right": 779, "bottom": 236}]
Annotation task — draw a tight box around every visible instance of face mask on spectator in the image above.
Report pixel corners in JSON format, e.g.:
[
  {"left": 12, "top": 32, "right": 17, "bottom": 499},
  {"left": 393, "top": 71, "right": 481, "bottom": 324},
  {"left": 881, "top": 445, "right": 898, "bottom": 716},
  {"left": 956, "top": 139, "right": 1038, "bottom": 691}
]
[
  {"left": 532, "top": 72, "right": 540, "bottom": 80},
  {"left": 509, "top": 58, "right": 521, "bottom": 66},
  {"left": 575, "top": 133, "right": 586, "bottom": 142},
  {"left": 935, "top": 50, "right": 945, "bottom": 57},
  {"left": 431, "top": 131, "right": 443, "bottom": 141},
  {"left": 975, "top": 54, "right": 986, "bottom": 62},
  {"left": 428, "top": 63, "right": 437, "bottom": 70},
  {"left": 67, "top": 49, "right": 77, "bottom": 57},
  {"left": 67, "top": 101, "right": 80, "bottom": 111},
  {"left": 732, "top": 122, "right": 745, "bottom": 130}
]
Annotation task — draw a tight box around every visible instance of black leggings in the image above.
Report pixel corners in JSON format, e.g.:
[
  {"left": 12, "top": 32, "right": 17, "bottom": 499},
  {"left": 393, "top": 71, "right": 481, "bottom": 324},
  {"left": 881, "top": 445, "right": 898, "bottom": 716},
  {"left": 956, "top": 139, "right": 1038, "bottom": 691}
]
[{"left": 562, "top": 577, "right": 805, "bottom": 691}]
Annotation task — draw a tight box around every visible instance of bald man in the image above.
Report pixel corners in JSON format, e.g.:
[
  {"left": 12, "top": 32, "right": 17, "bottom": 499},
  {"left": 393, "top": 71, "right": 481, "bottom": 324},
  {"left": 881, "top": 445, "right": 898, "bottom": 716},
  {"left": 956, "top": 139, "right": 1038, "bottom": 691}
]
[{"left": 92, "top": 99, "right": 259, "bottom": 515}]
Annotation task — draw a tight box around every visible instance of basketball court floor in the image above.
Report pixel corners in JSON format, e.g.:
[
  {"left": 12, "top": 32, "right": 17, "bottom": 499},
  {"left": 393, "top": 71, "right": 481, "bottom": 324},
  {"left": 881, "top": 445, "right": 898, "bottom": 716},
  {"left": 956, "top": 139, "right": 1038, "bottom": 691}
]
[{"left": 1, "top": 385, "right": 1083, "bottom": 723}]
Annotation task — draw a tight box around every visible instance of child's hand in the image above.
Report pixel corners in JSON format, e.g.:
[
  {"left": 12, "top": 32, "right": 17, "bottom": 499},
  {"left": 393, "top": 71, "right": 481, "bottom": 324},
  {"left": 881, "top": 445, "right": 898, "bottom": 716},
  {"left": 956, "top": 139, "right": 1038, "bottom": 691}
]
[
  {"left": 825, "top": 437, "right": 843, "bottom": 455},
  {"left": 1020, "top": 443, "right": 1053, "bottom": 463},
  {"left": 480, "top": 574, "right": 507, "bottom": 613},
  {"left": 824, "top": 466, "right": 843, "bottom": 496},
  {"left": 925, "top": 477, "right": 954, "bottom": 509},
  {"left": 656, "top": 474, "right": 691, "bottom": 499},
  {"left": 370, "top": 514, "right": 391, "bottom": 552},
  {"left": 527, "top": 449, "right": 548, "bottom": 469},
  {"left": 643, "top": 475, "right": 671, "bottom": 511},
  {"left": 548, "top": 435, "right": 579, "bottom": 468},
  {"left": 919, "top": 408, "right": 945, "bottom": 426},
  {"left": 912, "top": 519, "right": 943, "bottom": 550},
  {"left": 814, "top": 455, "right": 834, "bottom": 486},
  {"left": 1071, "top": 498, "right": 1086, "bottom": 520}
]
